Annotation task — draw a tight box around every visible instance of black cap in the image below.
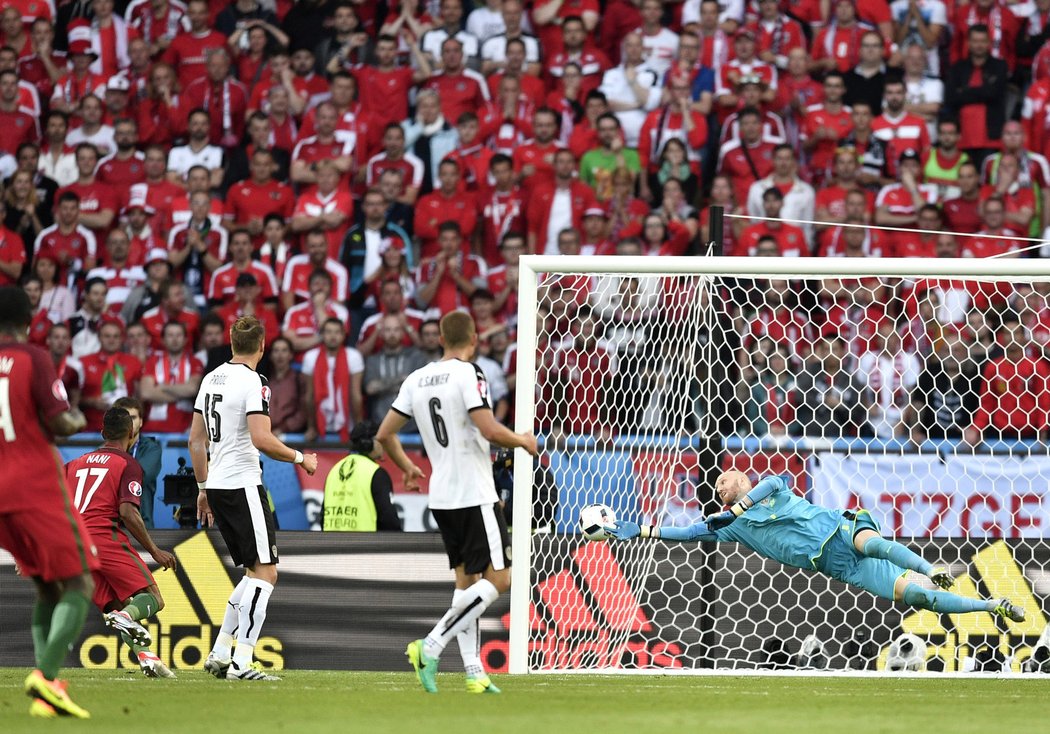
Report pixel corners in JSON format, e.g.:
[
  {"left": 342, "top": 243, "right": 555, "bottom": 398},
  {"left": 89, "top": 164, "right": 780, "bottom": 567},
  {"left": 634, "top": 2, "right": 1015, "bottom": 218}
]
[
  {"left": 349, "top": 420, "right": 378, "bottom": 454},
  {"left": 235, "top": 272, "right": 259, "bottom": 288},
  {"left": 899, "top": 148, "right": 920, "bottom": 164}
]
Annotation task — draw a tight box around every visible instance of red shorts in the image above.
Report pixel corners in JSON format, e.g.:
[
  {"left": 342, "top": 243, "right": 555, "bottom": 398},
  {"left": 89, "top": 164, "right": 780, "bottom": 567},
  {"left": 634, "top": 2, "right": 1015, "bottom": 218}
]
[
  {"left": 0, "top": 499, "right": 100, "bottom": 582},
  {"left": 89, "top": 530, "right": 156, "bottom": 611}
]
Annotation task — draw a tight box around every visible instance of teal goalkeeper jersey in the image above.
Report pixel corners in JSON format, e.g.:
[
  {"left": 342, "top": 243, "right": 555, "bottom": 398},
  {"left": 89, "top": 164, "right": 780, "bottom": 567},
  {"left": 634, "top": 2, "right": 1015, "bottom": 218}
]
[{"left": 712, "top": 476, "right": 844, "bottom": 571}]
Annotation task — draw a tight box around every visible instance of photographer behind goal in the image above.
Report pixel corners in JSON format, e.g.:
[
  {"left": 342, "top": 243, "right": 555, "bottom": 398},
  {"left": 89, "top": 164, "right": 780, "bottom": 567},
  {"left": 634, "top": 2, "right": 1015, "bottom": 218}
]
[{"left": 322, "top": 421, "right": 402, "bottom": 531}]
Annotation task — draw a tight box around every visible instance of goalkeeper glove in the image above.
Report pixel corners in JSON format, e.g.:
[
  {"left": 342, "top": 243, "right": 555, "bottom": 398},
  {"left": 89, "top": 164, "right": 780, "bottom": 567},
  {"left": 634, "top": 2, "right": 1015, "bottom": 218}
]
[
  {"left": 606, "top": 520, "right": 640, "bottom": 540},
  {"left": 704, "top": 510, "right": 737, "bottom": 530}
]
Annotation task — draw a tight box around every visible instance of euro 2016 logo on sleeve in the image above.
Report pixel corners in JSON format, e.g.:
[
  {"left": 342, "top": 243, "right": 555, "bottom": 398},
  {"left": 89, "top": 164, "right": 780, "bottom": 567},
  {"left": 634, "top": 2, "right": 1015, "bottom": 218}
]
[
  {"left": 128, "top": 481, "right": 142, "bottom": 497},
  {"left": 261, "top": 385, "right": 272, "bottom": 403}
]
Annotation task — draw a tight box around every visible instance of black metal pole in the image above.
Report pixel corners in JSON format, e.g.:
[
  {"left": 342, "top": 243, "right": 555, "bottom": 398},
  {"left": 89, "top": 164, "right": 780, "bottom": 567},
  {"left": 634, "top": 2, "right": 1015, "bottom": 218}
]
[{"left": 708, "top": 205, "right": 724, "bottom": 256}]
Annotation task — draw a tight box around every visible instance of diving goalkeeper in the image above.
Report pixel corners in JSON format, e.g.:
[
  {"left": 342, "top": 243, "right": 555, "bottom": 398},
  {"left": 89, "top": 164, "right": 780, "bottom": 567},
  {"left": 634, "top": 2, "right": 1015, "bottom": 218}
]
[{"left": 606, "top": 471, "right": 1026, "bottom": 622}]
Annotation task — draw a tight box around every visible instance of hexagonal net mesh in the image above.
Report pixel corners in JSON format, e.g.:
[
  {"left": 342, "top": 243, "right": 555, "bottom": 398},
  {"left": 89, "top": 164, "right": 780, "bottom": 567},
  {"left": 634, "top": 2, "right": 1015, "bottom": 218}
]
[{"left": 512, "top": 233, "right": 1050, "bottom": 674}]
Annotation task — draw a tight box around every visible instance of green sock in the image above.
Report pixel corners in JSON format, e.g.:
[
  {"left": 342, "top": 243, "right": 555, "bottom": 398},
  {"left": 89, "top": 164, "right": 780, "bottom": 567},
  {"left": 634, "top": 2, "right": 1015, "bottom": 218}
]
[
  {"left": 31, "top": 599, "right": 57, "bottom": 670},
  {"left": 122, "top": 592, "right": 159, "bottom": 621},
  {"left": 120, "top": 631, "right": 150, "bottom": 657},
  {"left": 39, "top": 589, "right": 90, "bottom": 680}
]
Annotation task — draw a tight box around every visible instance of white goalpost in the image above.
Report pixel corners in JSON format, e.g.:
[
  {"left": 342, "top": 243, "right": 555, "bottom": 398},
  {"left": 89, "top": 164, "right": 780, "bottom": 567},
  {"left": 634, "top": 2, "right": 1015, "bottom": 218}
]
[{"left": 508, "top": 252, "right": 1050, "bottom": 675}]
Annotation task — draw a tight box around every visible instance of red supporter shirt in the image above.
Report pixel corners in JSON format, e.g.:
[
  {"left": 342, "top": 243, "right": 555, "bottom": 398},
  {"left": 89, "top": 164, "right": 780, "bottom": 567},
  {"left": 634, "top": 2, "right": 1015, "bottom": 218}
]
[
  {"left": 56, "top": 181, "right": 119, "bottom": 238},
  {"left": 207, "top": 261, "right": 279, "bottom": 304},
  {"left": 534, "top": 0, "right": 600, "bottom": 56},
  {"left": 892, "top": 233, "right": 938, "bottom": 258},
  {"left": 141, "top": 352, "right": 204, "bottom": 433},
  {"left": 810, "top": 24, "right": 865, "bottom": 74},
  {"left": 815, "top": 186, "right": 875, "bottom": 221},
  {"left": 415, "top": 253, "right": 485, "bottom": 314},
  {"left": 290, "top": 190, "right": 354, "bottom": 259},
  {"left": 479, "top": 188, "right": 526, "bottom": 266},
  {"left": 0, "top": 341, "right": 71, "bottom": 513},
  {"left": 366, "top": 152, "right": 425, "bottom": 191},
  {"left": 871, "top": 112, "right": 931, "bottom": 177},
  {"left": 139, "top": 306, "right": 201, "bottom": 350},
  {"left": 223, "top": 179, "right": 295, "bottom": 241},
  {"left": 414, "top": 190, "right": 478, "bottom": 258},
  {"left": 162, "top": 30, "right": 229, "bottom": 89},
  {"left": 717, "top": 140, "right": 776, "bottom": 208},
  {"left": 541, "top": 342, "right": 611, "bottom": 434},
  {"left": 513, "top": 139, "right": 561, "bottom": 192},
  {"left": 952, "top": 4, "right": 1020, "bottom": 72},
  {"left": 281, "top": 300, "right": 349, "bottom": 350},
  {"left": 801, "top": 104, "right": 853, "bottom": 176},
  {"left": 64, "top": 447, "right": 145, "bottom": 531},
  {"left": 355, "top": 65, "right": 414, "bottom": 125},
  {"left": 942, "top": 195, "right": 983, "bottom": 234},
  {"left": 78, "top": 351, "right": 143, "bottom": 432},
  {"left": 972, "top": 355, "right": 1050, "bottom": 435},
  {"left": 216, "top": 302, "right": 281, "bottom": 344},
  {"left": 738, "top": 222, "right": 808, "bottom": 257},
  {"left": 34, "top": 224, "right": 98, "bottom": 276},
  {"left": 357, "top": 308, "right": 425, "bottom": 348},
  {"left": 291, "top": 134, "right": 356, "bottom": 194},
  {"left": 281, "top": 254, "right": 349, "bottom": 303},
  {"left": 182, "top": 77, "right": 249, "bottom": 142},
  {"left": 0, "top": 108, "right": 37, "bottom": 155},
  {"left": 422, "top": 70, "right": 490, "bottom": 126},
  {"left": 486, "top": 264, "right": 517, "bottom": 320},
  {"left": 0, "top": 225, "right": 25, "bottom": 285}
]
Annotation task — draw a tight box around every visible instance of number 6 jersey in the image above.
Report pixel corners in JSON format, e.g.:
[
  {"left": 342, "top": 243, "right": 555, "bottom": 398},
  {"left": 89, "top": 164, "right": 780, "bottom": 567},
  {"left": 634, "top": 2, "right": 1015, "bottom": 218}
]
[
  {"left": 391, "top": 359, "right": 498, "bottom": 510},
  {"left": 193, "top": 362, "right": 269, "bottom": 489}
]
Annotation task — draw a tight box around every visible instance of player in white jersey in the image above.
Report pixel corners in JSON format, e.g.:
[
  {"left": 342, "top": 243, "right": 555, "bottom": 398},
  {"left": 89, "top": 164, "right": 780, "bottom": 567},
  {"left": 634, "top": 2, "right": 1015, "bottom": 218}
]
[
  {"left": 189, "top": 316, "right": 318, "bottom": 682},
  {"left": 377, "top": 311, "right": 537, "bottom": 694}
]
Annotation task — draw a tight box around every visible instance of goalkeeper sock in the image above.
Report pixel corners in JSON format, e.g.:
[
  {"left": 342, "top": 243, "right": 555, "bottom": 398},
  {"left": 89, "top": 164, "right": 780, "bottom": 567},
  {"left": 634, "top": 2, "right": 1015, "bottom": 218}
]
[
  {"left": 453, "top": 589, "right": 484, "bottom": 677},
  {"left": 213, "top": 576, "right": 250, "bottom": 660},
  {"left": 423, "top": 579, "right": 499, "bottom": 660},
  {"left": 39, "top": 588, "right": 91, "bottom": 680},
  {"left": 123, "top": 592, "right": 159, "bottom": 620},
  {"left": 232, "top": 579, "right": 273, "bottom": 670},
  {"left": 903, "top": 583, "right": 995, "bottom": 614},
  {"left": 31, "top": 598, "right": 56, "bottom": 670},
  {"left": 861, "top": 537, "right": 933, "bottom": 577}
]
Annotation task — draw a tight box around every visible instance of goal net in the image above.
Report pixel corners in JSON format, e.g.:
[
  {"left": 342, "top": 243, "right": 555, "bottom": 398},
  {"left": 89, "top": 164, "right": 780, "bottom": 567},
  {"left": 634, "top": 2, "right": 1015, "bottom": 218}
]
[{"left": 508, "top": 222, "right": 1050, "bottom": 675}]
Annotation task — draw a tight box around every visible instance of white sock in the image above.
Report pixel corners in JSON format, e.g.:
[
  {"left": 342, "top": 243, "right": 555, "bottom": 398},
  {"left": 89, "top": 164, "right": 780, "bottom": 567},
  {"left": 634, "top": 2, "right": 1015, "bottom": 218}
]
[
  {"left": 423, "top": 579, "right": 499, "bottom": 660},
  {"left": 232, "top": 578, "right": 274, "bottom": 670},
  {"left": 454, "top": 589, "right": 484, "bottom": 677},
  {"left": 213, "top": 576, "right": 250, "bottom": 660}
]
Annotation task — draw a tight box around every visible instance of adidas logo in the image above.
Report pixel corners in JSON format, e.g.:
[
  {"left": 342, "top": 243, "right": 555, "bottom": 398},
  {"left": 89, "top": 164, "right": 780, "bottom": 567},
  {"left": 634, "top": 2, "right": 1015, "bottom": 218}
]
[
  {"left": 486, "top": 542, "right": 683, "bottom": 671},
  {"left": 78, "top": 533, "right": 284, "bottom": 671},
  {"left": 888, "top": 540, "right": 1046, "bottom": 671}
]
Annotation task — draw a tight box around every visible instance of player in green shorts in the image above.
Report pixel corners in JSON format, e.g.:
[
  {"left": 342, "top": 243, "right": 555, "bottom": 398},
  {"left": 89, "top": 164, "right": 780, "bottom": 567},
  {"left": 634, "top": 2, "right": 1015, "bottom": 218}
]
[{"left": 606, "top": 470, "right": 1025, "bottom": 621}]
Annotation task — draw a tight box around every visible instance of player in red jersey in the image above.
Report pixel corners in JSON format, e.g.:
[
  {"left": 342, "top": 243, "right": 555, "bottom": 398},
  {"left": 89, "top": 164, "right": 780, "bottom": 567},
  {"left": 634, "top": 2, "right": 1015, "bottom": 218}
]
[
  {"left": 64, "top": 407, "right": 178, "bottom": 679},
  {"left": 0, "top": 287, "right": 97, "bottom": 719}
]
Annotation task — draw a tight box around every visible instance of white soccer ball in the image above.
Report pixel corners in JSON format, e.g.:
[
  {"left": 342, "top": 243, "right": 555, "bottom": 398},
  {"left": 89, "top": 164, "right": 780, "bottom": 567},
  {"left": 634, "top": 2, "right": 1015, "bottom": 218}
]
[
  {"left": 886, "top": 633, "right": 927, "bottom": 672},
  {"left": 579, "top": 503, "right": 616, "bottom": 541}
]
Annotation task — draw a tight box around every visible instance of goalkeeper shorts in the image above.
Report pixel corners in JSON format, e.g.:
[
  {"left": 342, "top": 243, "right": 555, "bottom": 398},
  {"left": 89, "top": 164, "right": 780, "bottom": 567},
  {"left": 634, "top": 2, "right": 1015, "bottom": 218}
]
[{"left": 817, "top": 510, "right": 907, "bottom": 601}]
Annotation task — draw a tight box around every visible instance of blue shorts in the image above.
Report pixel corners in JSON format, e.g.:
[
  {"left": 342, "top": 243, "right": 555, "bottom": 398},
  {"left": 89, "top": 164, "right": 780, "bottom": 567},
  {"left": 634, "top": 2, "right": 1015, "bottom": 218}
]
[{"left": 815, "top": 510, "right": 907, "bottom": 601}]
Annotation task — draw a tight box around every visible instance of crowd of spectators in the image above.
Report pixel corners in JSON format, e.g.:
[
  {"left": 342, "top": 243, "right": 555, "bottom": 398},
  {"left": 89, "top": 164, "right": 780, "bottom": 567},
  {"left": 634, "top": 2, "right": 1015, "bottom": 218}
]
[{"left": 6, "top": 0, "right": 1050, "bottom": 447}]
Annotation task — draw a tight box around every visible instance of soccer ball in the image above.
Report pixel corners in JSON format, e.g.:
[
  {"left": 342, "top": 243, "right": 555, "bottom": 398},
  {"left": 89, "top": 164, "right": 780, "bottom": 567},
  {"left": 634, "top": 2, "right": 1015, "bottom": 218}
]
[
  {"left": 886, "top": 633, "right": 927, "bottom": 671},
  {"left": 579, "top": 503, "right": 616, "bottom": 541}
]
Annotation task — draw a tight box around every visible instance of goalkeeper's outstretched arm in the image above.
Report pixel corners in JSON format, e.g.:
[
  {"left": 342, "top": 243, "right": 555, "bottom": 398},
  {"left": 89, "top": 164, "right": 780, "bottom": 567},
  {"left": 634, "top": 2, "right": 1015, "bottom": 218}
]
[{"left": 606, "top": 519, "right": 720, "bottom": 543}]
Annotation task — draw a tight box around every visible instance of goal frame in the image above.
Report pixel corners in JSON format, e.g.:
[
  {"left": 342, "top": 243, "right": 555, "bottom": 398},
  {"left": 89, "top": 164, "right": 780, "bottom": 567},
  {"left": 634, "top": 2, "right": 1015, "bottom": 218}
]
[{"left": 508, "top": 254, "right": 1050, "bottom": 675}]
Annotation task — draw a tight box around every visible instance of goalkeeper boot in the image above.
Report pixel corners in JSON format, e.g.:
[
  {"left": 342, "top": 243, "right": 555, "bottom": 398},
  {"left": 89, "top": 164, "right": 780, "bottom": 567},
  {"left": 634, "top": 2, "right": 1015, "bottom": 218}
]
[
  {"left": 406, "top": 639, "right": 439, "bottom": 693},
  {"left": 928, "top": 567, "right": 955, "bottom": 590},
  {"left": 23, "top": 671, "right": 90, "bottom": 719},
  {"left": 465, "top": 674, "right": 501, "bottom": 694},
  {"left": 104, "top": 610, "right": 152, "bottom": 647},
  {"left": 204, "top": 651, "right": 231, "bottom": 679},
  {"left": 138, "top": 651, "right": 176, "bottom": 679},
  {"left": 29, "top": 698, "right": 57, "bottom": 718},
  {"left": 993, "top": 598, "right": 1026, "bottom": 623}
]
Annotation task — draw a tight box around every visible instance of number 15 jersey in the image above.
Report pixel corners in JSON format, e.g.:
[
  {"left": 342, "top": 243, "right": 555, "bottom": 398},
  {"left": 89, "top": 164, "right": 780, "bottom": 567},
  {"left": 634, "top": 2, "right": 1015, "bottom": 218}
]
[
  {"left": 193, "top": 362, "right": 269, "bottom": 489},
  {"left": 391, "top": 359, "right": 498, "bottom": 510}
]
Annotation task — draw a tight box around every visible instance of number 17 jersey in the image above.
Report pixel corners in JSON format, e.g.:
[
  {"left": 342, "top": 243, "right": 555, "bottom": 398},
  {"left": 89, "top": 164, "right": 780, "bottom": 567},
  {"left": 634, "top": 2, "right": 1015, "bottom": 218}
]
[
  {"left": 391, "top": 359, "right": 498, "bottom": 510},
  {"left": 193, "top": 362, "right": 269, "bottom": 489}
]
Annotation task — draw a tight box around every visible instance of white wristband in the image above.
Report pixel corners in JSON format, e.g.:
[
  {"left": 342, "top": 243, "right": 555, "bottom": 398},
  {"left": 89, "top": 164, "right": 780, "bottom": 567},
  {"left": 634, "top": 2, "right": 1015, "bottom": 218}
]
[
  {"left": 197, "top": 481, "right": 206, "bottom": 491},
  {"left": 293, "top": 450, "right": 304, "bottom": 464}
]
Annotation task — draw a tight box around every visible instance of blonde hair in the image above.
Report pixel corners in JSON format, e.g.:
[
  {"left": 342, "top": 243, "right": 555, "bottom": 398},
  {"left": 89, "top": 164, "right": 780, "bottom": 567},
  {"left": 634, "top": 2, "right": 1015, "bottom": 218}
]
[{"left": 230, "top": 315, "right": 265, "bottom": 355}]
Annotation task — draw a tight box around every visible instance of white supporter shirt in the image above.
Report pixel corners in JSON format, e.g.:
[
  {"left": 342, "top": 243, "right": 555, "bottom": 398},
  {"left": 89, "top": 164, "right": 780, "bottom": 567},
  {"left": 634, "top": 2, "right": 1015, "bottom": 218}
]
[
  {"left": 66, "top": 125, "right": 116, "bottom": 157},
  {"left": 420, "top": 28, "right": 481, "bottom": 64},
  {"left": 168, "top": 144, "right": 224, "bottom": 178},
  {"left": 598, "top": 64, "right": 662, "bottom": 147},
  {"left": 682, "top": 0, "right": 745, "bottom": 26},
  {"left": 480, "top": 33, "right": 541, "bottom": 65},
  {"left": 905, "top": 75, "right": 944, "bottom": 142},
  {"left": 466, "top": 7, "right": 506, "bottom": 43},
  {"left": 638, "top": 27, "right": 680, "bottom": 76},
  {"left": 545, "top": 188, "right": 573, "bottom": 255},
  {"left": 391, "top": 359, "right": 498, "bottom": 509},
  {"left": 194, "top": 361, "right": 268, "bottom": 489},
  {"left": 746, "top": 175, "right": 816, "bottom": 243}
]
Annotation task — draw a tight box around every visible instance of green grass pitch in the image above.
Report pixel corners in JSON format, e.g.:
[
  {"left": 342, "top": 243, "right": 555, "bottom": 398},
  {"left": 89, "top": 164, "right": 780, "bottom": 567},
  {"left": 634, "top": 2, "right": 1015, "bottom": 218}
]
[{"left": 1, "top": 668, "right": 1047, "bottom": 733}]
